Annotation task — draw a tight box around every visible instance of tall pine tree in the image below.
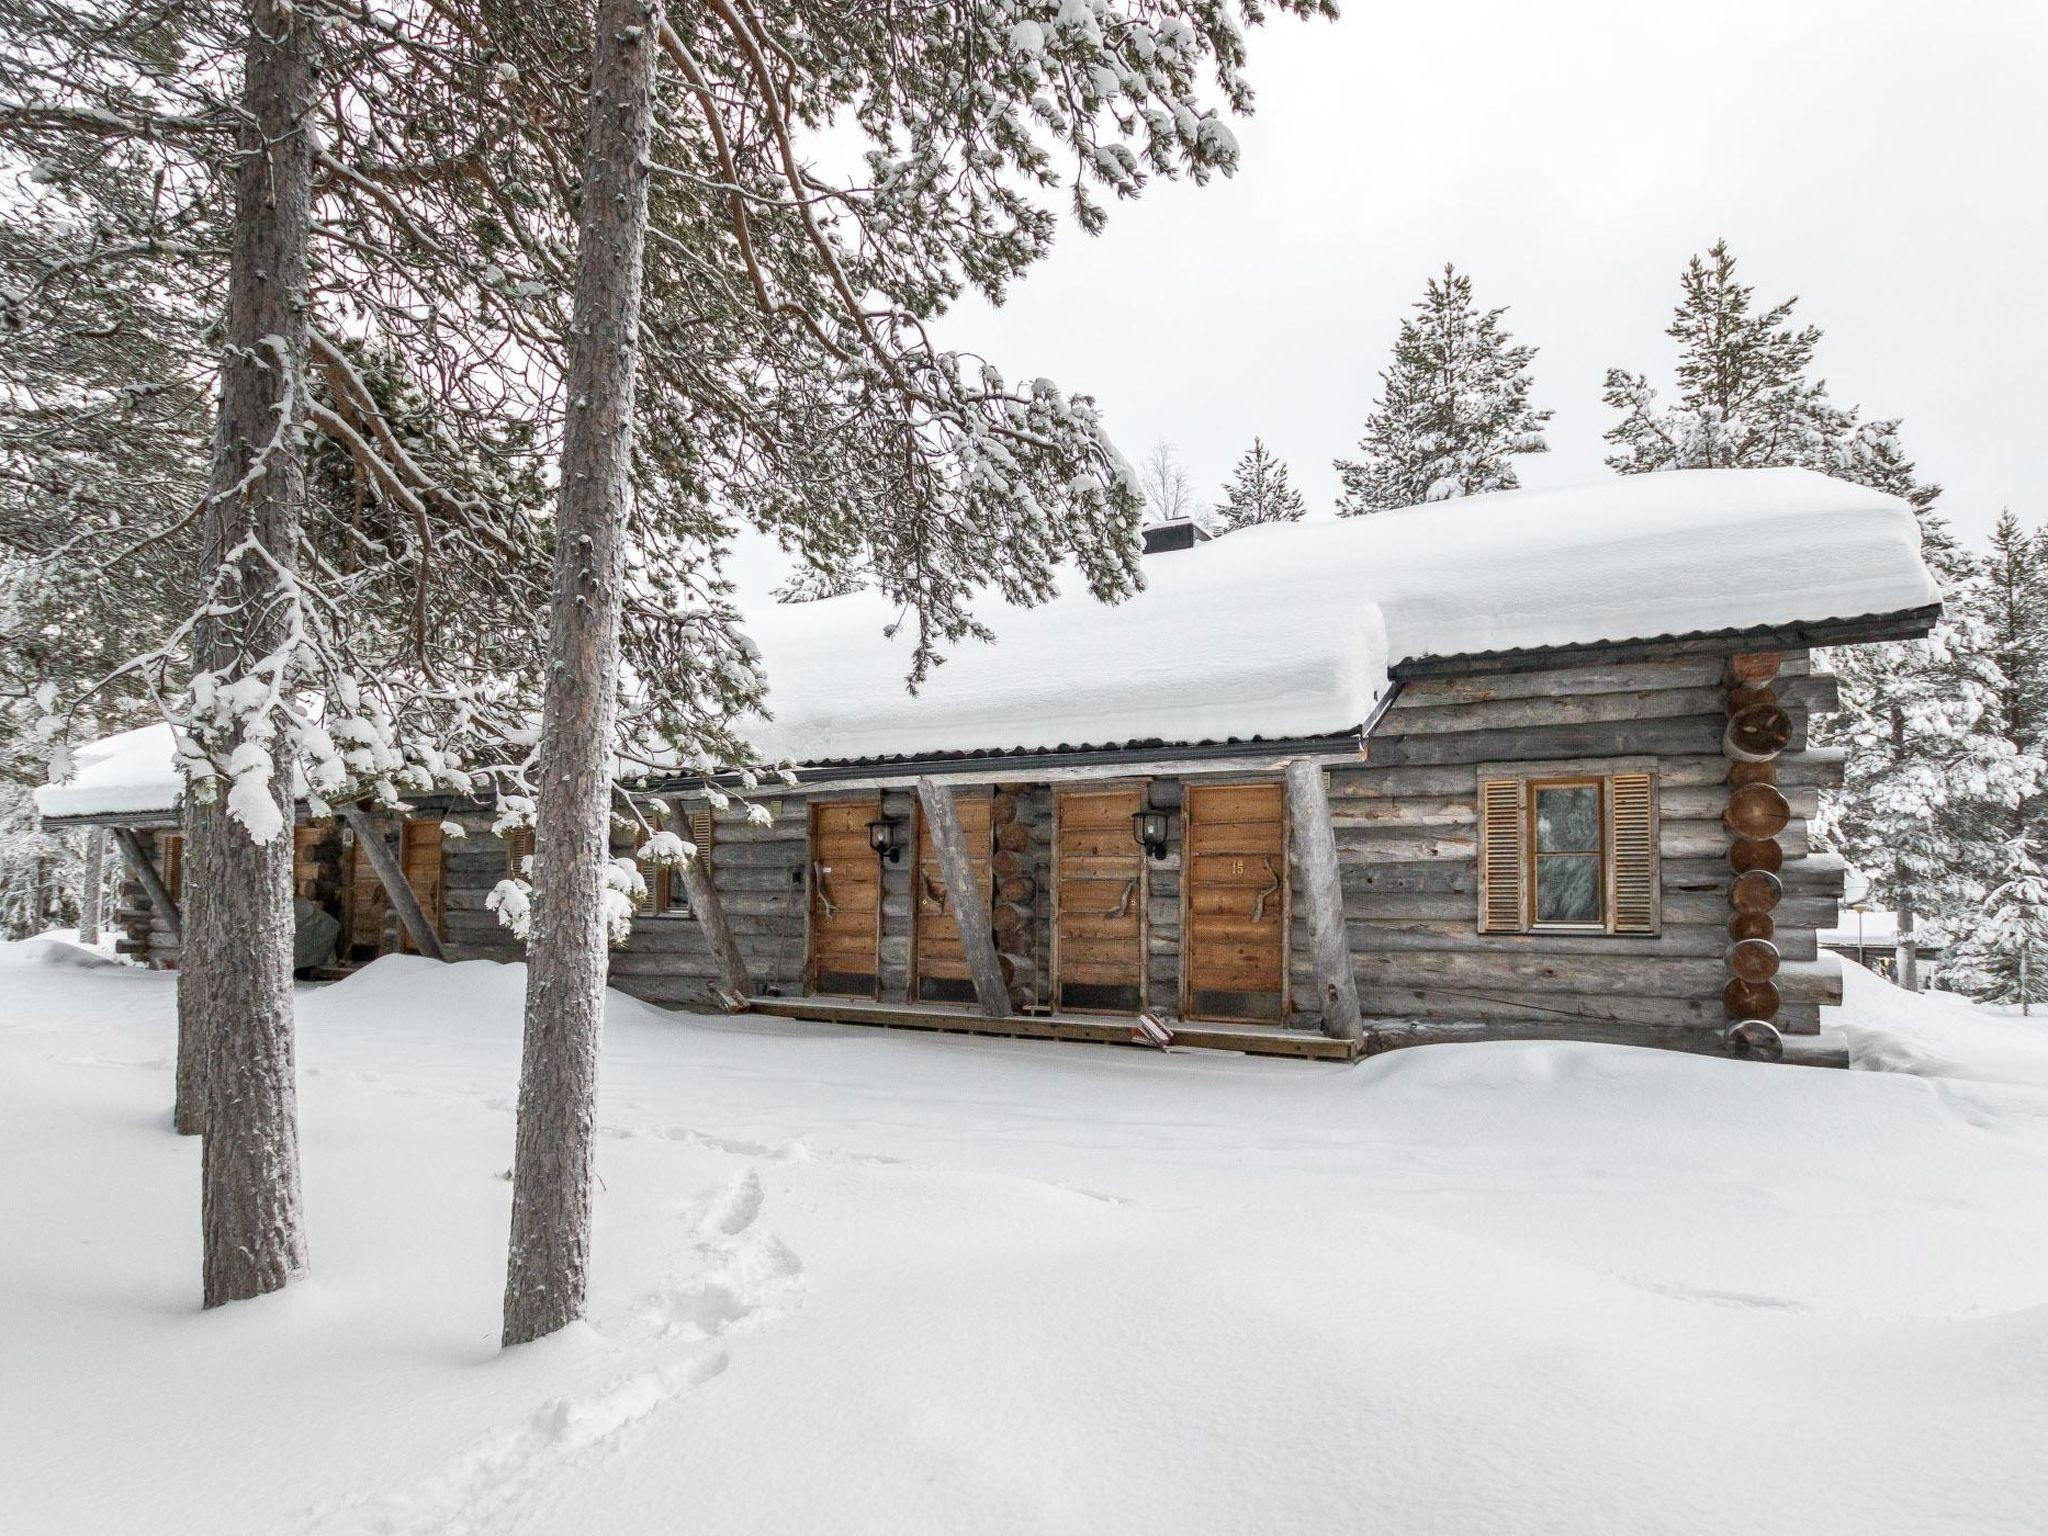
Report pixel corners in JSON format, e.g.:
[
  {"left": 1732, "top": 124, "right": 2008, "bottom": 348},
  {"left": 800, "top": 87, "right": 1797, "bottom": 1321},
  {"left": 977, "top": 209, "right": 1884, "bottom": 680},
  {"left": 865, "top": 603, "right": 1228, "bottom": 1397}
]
[
  {"left": 1335, "top": 264, "right": 1549, "bottom": 515},
  {"left": 1603, "top": 239, "right": 1956, "bottom": 566},
  {"left": 1605, "top": 240, "right": 1970, "bottom": 989},
  {"left": 1215, "top": 439, "right": 1306, "bottom": 531},
  {"left": 1947, "top": 834, "right": 2048, "bottom": 1011}
]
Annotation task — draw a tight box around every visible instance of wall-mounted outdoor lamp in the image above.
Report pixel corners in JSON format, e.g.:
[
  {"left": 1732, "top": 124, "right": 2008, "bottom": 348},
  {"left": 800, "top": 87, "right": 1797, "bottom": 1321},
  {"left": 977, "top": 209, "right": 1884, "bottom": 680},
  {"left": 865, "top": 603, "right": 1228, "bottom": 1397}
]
[
  {"left": 867, "top": 815, "right": 908, "bottom": 863},
  {"left": 1131, "top": 808, "right": 1172, "bottom": 861}
]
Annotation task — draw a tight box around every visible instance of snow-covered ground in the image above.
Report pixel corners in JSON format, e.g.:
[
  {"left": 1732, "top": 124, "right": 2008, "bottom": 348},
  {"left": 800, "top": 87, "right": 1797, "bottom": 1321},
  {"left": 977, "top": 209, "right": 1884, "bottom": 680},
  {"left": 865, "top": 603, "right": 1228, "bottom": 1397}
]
[{"left": 3, "top": 941, "right": 2044, "bottom": 1535}]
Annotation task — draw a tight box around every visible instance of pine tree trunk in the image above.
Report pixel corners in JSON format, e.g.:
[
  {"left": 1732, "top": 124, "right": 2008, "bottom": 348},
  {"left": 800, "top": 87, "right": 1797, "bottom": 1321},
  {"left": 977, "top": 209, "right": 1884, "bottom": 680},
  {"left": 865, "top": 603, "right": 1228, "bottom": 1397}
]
[
  {"left": 193, "top": 0, "right": 317, "bottom": 1306},
  {"left": 79, "top": 828, "right": 104, "bottom": 946},
  {"left": 501, "top": 0, "right": 660, "bottom": 1349},
  {"left": 1898, "top": 903, "right": 1920, "bottom": 993}
]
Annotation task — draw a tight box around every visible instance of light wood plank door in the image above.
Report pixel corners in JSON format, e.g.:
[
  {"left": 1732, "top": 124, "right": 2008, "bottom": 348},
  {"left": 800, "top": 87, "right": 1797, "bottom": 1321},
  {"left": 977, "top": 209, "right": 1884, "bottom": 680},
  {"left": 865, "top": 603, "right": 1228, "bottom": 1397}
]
[
  {"left": 343, "top": 833, "right": 387, "bottom": 959},
  {"left": 912, "top": 791, "right": 993, "bottom": 1005},
  {"left": 399, "top": 819, "right": 445, "bottom": 952},
  {"left": 1054, "top": 786, "right": 1145, "bottom": 1014},
  {"left": 1182, "top": 781, "right": 1288, "bottom": 1023},
  {"left": 809, "top": 799, "right": 881, "bottom": 997}
]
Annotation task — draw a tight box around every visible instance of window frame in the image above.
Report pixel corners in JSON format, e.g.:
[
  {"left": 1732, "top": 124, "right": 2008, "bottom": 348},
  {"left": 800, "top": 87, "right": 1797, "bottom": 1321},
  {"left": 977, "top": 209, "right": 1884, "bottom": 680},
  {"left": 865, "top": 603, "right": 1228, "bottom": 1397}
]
[
  {"left": 1523, "top": 775, "right": 1609, "bottom": 932},
  {"left": 1476, "top": 757, "right": 1661, "bottom": 939}
]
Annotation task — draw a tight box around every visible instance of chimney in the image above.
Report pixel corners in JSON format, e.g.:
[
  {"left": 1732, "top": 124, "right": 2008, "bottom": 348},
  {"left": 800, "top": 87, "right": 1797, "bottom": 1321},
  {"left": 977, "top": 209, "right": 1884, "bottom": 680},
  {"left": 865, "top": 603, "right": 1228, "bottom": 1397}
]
[{"left": 1140, "top": 517, "right": 1212, "bottom": 555}]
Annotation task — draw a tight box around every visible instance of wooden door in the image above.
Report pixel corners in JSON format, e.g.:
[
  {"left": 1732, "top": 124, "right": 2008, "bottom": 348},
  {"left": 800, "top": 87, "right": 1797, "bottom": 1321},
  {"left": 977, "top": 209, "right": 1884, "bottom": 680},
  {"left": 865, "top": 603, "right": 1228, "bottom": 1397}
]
[
  {"left": 399, "top": 819, "right": 445, "bottom": 952},
  {"left": 1182, "top": 781, "right": 1288, "bottom": 1023},
  {"left": 1054, "top": 786, "right": 1145, "bottom": 1014},
  {"left": 344, "top": 835, "right": 387, "bottom": 959},
  {"left": 911, "top": 791, "right": 992, "bottom": 1006},
  {"left": 809, "top": 799, "right": 880, "bottom": 997}
]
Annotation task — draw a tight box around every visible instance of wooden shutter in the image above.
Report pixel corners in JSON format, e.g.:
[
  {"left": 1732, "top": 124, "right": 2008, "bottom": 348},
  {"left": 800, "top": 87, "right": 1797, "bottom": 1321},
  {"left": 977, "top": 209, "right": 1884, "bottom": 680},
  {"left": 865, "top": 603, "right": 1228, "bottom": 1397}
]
[
  {"left": 1477, "top": 778, "right": 1526, "bottom": 934},
  {"left": 504, "top": 826, "right": 534, "bottom": 877},
  {"left": 686, "top": 809, "right": 714, "bottom": 859},
  {"left": 1609, "top": 771, "right": 1657, "bottom": 934}
]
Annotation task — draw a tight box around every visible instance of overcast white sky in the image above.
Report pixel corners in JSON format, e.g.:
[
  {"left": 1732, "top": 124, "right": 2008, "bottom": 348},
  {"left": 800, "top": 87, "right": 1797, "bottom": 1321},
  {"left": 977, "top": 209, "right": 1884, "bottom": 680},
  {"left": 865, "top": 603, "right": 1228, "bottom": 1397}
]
[{"left": 736, "top": 0, "right": 2046, "bottom": 600}]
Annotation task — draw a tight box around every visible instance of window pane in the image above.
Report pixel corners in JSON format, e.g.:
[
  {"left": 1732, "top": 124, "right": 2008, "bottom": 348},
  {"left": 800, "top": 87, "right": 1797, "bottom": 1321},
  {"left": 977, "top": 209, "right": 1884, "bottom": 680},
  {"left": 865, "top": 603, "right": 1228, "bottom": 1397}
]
[
  {"left": 1536, "top": 854, "right": 1602, "bottom": 923},
  {"left": 1535, "top": 785, "right": 1600, "bottom": 851}
]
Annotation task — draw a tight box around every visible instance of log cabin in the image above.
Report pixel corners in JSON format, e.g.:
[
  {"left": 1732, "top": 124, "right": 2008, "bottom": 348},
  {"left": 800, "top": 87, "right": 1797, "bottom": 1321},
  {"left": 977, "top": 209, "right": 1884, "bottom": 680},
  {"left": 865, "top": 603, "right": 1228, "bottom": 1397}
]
[{"left": 37, "top": 468, "right": 1943, "bottom": 1065}]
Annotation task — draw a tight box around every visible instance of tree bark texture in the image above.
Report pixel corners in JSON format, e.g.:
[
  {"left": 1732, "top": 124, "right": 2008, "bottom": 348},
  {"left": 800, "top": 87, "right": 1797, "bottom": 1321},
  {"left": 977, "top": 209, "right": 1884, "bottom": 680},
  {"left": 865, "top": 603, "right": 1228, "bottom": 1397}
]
[
  {"left": 194, "top": 0, "right": 317, "bottom": 1307},
  {"left": 502, "top": 0, "right": 661, "bottom": 1348},
  {"left": 79, "top": 827, "right": 105, "bottom": 946},
  {"left": 1285, "top": 759, "right": 1364, "bottom": 1040},
  {"left": 915, "top": 778, "right": 1010, "bottom": 1019}
]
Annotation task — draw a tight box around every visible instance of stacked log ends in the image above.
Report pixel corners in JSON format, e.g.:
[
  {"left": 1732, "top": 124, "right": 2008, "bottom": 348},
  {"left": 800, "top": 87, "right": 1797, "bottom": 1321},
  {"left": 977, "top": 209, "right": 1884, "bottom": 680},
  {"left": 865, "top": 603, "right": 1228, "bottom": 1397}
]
[
  {"left": 1724, "top": 1017, "right": 1786, "bottom": 1062},
  {"left": 990, "top": 785, "right": 1038, "bottom": 1011},
  {"left": 1729, "top": 868, "right": 1782, "bottom": 913},
  {"left": 1728, "top": 910, "right": 1774, "bottom": 943},
  {"left": 1724, "top": 704, "right": 1792, "bottom": 762},
  {"left": 1730, "top": 838, "right": 1783, "bottom": 874},
  {"left": 1725, "top": 783, "right": 1791, "bottom": 839},
  {"left": 1723, "top": 651, "right": 1788, "bottom": 1033},
  {"left": 1726, "top": 936, "right": 1780, "bottom": 984},
  {"left": 1722, "top": 976, "right": 1781, "bottom": 1020}
]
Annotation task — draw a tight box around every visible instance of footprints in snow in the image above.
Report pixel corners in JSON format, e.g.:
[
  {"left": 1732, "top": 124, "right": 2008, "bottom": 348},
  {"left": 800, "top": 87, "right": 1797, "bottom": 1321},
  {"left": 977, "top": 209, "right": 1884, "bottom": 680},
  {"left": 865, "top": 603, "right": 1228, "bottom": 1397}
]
[
  {"left": 633, "top": 1167, "right": 804, "bottom": 1343},
  {"left": 291, "top": 1164, "right": 801, "bottom": 1536}
]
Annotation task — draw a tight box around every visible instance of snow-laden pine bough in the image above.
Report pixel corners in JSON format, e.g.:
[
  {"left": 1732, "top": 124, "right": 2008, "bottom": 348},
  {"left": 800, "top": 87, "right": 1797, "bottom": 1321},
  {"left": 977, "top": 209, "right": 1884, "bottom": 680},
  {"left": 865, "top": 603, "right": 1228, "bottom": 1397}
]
[{"left": 45, "top": 468, "right": 1938, "bottom": 1069}]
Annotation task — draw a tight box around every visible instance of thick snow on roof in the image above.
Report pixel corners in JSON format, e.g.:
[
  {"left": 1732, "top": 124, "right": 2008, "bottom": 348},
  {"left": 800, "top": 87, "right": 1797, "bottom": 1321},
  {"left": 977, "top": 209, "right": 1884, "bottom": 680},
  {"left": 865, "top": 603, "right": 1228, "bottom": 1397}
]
[
  {"left": 36, "top": 468, "right": 1939, "bottom": 817},
  {"left": 33, "top": 722, "right": 181, "bottom": 821},
  {"left": 738, "top": 467, "right": 1939, "bottom": 765}
]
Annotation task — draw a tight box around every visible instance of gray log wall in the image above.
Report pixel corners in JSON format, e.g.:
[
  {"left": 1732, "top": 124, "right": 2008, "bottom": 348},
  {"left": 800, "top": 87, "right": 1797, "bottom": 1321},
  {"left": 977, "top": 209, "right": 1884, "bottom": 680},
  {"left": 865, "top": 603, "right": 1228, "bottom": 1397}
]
[
  {"left": 1284, "top": 649, "right": 1846, "bottom": 1049},
  {"left": 110, "top": 645, "right": 1850, "bottom": 1056}
]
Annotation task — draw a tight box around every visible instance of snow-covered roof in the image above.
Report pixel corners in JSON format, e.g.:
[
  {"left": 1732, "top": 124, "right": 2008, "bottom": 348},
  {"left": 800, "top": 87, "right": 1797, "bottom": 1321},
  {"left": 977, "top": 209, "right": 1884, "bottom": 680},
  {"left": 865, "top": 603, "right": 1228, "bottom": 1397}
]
[
  {"left": 735, "top": 467, "right": 1938, "bottom": 765},
  {"left": 36, "top": 468, "right": 1939, "bottom": 820},
  {"left": 34, "top": 722, "right": 181, "bottom": 822}
]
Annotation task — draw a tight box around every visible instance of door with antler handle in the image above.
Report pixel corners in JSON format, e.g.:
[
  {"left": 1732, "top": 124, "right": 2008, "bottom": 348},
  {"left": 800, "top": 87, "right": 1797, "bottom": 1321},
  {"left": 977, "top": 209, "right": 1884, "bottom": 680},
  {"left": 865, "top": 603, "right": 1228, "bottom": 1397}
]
[
  {"left": 1053, "top": 786, "right": 1146, "bottom": 1014},
  {"left": 1183, "top": 781, "right": 1288, "bottom": 1023},
  {"left": 808, "top": 799, "right": 881, "bottom": 997}
]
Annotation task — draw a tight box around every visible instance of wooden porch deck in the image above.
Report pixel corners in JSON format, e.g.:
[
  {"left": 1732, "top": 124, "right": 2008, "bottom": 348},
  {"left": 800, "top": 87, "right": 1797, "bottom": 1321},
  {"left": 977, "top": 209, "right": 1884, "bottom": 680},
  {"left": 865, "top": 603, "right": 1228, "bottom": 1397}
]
[
  {"left": 738, "top": 996, "right": 1851, "bottom": 1068},
  {"left": 742, "top": 995, "right": 1364, "bottom": 1061}
]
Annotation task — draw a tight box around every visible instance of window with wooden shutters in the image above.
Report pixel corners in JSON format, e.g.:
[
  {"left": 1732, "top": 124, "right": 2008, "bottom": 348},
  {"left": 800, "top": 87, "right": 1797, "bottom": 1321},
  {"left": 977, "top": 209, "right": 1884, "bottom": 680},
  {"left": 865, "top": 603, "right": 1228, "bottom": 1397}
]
[
  {"left": 1478, "top": 779, "right": 1526, "bottom": 934},
  {"left": 628, "top": 806, "right": 715, "bottom": 919},
  {"left": 1608, "top": 772, "right": 1657, "bottom": 934},
  {"left": 1475, "top": 762, "right": 1660, "bottom": 937}
]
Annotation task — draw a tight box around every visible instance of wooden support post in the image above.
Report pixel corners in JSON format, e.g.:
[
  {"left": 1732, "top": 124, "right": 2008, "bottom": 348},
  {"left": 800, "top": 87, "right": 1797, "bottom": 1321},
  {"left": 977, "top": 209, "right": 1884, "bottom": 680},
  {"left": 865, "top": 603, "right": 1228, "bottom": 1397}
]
[
  {"left": 112, "top": 827, "right": 181, "bottom": 942},
  {"left": 915, "top": 777, "right": 1009, "bottom": 1019},
  {"left": 675, "top": 854, "right": 752, "bottom": 1005},
  {"left": 338, "top": 802, "right": 446, "bottom": 961},
  {"left": 1285, "top": 758, "right": 1364, "bottom": 1041}
]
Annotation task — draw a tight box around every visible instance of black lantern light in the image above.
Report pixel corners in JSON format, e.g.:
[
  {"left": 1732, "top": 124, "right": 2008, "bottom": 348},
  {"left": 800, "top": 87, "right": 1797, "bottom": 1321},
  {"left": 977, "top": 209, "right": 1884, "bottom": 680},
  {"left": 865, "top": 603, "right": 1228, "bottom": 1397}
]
[
  {"left": 1132, "top": 808, "right": 1171, "bottom": 861},
  {"left": 867, "top": 815, "right": 908, "bottom": 863}
]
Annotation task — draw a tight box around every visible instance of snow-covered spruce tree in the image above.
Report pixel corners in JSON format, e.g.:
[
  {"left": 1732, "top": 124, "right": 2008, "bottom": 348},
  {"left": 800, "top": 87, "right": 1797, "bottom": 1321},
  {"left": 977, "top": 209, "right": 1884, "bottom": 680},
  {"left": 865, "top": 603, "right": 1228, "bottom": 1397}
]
[
  {"left": 1947, "top": 834, "right": 2048, "bottom": 1010},
  {"left": 497, "top": 0, "right": 1336, "bottom": 1345},
  {"left": 1602, "top": 240, "right": 1976, "bottom": 985},
  {"left": 1335, "top": 264, "right": 1550, "bottom": 515},
  {"left": 1957, "top": 510, "right": 2048, "bottom": 833},
  {"left": 1215, "top": 438, "right": 1306, "bottom": 531},
  {"left": 1602, "top": 239, "right": 1955, "bottom": 554}
]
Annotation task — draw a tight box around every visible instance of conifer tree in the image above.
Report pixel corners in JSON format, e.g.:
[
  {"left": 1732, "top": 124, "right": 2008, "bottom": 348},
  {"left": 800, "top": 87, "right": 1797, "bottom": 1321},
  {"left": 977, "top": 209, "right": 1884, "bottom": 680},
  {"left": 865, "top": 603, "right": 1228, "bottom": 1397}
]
[
  {"left": 1603, "top": 239, "right": 1957, "bottom": 565},
  {"left": 1948, "top": 834, "right": 2048, "bottom": 1011},
  {"left": 1215, "top": 439, "right": 1307, "bottom": 532},
  {"left": 1958, "top": 510, "right": 2048, "bottom": 825},
  {"left": 1335, "top": 264, "right": 1550, "bottom": 514}
]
